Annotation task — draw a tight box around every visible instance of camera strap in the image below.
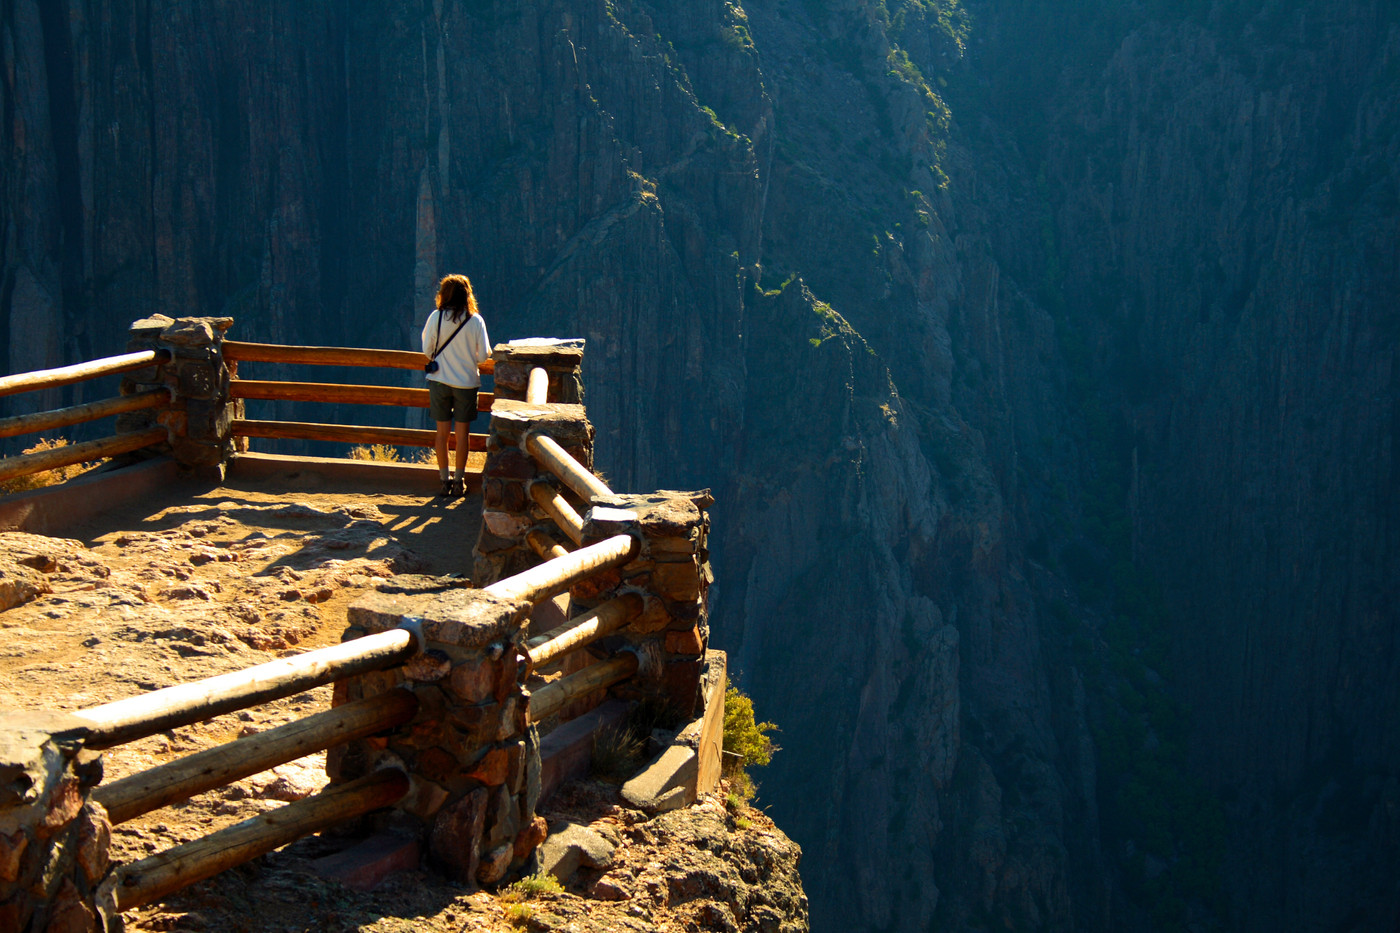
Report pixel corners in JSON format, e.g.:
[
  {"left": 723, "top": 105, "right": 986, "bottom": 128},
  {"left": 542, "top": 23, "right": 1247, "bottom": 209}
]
[{"left": 428, "top": 312, "right": 470, "bottom": 363}]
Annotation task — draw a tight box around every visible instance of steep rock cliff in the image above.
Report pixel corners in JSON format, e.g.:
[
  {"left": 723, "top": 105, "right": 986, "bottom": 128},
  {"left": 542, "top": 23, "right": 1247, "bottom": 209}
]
[
  {"left": 5, "top": 1, "right": 1398, "bottom": 931},
  {"left": 937, "top": 1, "right": 1400, "bottom": 929}
]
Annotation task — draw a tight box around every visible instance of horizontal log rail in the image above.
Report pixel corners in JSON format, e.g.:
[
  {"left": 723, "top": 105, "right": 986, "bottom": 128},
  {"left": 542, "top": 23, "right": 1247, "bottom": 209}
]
[
  {"left": 0, "top": 349, "right": 169, "bottom": 399},
  {"left": 223, "top": 340, "right": 494, "bottom": 376},
  {"left": 230, "top": 380, "right": 430, "bottom": 408},
  {"left": 527, "top": 529, "right": 570, "bottom": 561},
  {"left": 94, "top": 689, "right": 418, "bottom": 825},
  {"left": 529, "top": 480, "right": 585, "bottom": 545},
  {"left": 529, "top": 653, "right": 639, "bottom": 723},
  {"left": 231, "top": 380, "right": 494, "bottom": 411},
  {"left": 114, "top": 768, "right": 409, "bottom": 911},
  {"left": 232, "top": 420, "right": 488, "bottom": 452},
  {"left": 526, "top": 592, "right": 643, "bottom": 672},
  {"left": 526, "top": 432, "right": 613, "bottom": 502},
  {"left": 235, "top": 378, "right": 498, "bottom": 411},
  {"left": 0, "top": 427, "right": 166, "bottom": 485},
  {"left": 75, "top": 628, "right": 418, "bottom": 749},
  {"left": 483, "top": 533, "right": 638, "bottom": 605},
  {"left": 0, "top": 388, "right": 170, "bottom": 440},
  {"left": 224, "top": 341, "right": 424, "bottom": 370}
]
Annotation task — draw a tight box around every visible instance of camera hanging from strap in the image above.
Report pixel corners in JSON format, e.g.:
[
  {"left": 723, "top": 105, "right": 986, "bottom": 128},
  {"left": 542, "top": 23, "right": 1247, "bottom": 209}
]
[{"left": 425, "top": 312, "right": 470, "bottom": 374}]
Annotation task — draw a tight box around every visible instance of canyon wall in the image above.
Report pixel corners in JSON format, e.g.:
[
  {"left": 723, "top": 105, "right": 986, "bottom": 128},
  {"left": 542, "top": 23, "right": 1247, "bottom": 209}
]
[{"left": 3, "top": 1, "right": 1397, "bottom": 931}]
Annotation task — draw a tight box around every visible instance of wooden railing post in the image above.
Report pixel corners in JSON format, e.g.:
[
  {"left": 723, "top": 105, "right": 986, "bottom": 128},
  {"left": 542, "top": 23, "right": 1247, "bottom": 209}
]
[
  {"left": 119, "top": 315, "right": 240, "bottom": 478},
  {"left": 0, "top": 713, "right": 113, "bottom": 932},
  {"left": 573, "top": 490, "right": 715, "bottom": 721},
  {"left": 328, "top": 590, "right": 543, "bottom": 887}
]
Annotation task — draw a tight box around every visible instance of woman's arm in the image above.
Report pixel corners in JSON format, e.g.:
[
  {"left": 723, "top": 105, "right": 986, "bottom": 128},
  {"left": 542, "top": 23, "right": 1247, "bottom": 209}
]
[
  {"left": 421, "top": 310, "right": 439, "bottom": 359},
  {"left": 468, "top": 315, "right": 491, "bottom": 370}
]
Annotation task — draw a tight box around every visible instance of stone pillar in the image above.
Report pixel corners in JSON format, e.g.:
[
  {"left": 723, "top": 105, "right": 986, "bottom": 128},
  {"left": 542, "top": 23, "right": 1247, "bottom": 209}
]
[
  {"left": 473, "top": 399, "right": 596, "bottom": 586},
  {"left": 0, "top": 714, "right": 110, "bottom": 933},
  {"left": 327, "top": 590, "right": 546, "bottom": 887},
  {"left": 572, "top": 490, "right": 713, "bottom": 720},
  {"left": 490, "top": 339, "right": 584, "bottom": 404},
  {"left": 119, "top": 315, "right": 239, "bottom": 479}
]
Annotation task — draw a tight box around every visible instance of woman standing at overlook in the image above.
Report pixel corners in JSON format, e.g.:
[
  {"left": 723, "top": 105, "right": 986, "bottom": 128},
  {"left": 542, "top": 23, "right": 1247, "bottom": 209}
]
[{"left": 422, "top": 274, "right": 490, "bottom": 497}]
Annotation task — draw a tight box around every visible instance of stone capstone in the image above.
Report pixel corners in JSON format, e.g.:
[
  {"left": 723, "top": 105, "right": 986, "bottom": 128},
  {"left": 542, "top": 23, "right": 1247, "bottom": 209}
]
[{"left": 620, "top": 745, "right": 699, "bottom": 814}]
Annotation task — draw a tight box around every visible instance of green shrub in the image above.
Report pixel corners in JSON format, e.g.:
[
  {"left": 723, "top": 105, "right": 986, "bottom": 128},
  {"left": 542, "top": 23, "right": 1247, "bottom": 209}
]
[
  {"left": 502, "top": 871, "right": 563, "bottom": 901},
  {"left": 722, "top": 681, "right": 778, "bottom": 800}
]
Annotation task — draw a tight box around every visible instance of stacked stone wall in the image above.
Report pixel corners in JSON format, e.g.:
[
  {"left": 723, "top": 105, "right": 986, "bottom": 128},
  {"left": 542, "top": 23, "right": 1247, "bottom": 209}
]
[
  {"left": 119, "top": 315, "right": 240, "bottom": 477},
  {"left": 0, "top": 715, "right": 111, "bottom": 933},
  {"left": 572, "top": 492, "right": 713, "bottom": 720},
  {"left": 489, "top": 339, "right": 584, "bottom": 405},
  {"left": 474, "top": 399, "right": 596, "bottom": 586},
  {"left": 327, "top": 592, "right": 546, "bottom": 886}
]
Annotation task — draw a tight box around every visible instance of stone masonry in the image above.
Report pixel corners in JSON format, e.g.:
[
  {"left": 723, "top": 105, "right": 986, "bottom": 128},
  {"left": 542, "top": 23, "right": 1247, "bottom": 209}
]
[
  {"left": 490, "top": 339, "right": 584, "bottom": 405},
  {"left": 470, "top": 336, "right": 714, "bottom": 726},
  {"left": 474, "top": 398, "right": 596, "bottom": 586},
  {"left": 0, "top": 714, "right": 110, "bottom": 933},
  {"left": 119, "top": 315, "right": 240, "bottom": 479},
  {"left": 572, "top": 491, "right": 713, "bottom": 720},
  {"left": 327, "top": 591, "right": 546, "bottom": 887}
]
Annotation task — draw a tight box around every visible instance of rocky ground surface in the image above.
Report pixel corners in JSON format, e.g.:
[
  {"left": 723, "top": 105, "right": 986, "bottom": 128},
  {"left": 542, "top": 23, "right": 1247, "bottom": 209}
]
[{"left": 0, "top": 472, "right": 805, "bottom": 932}]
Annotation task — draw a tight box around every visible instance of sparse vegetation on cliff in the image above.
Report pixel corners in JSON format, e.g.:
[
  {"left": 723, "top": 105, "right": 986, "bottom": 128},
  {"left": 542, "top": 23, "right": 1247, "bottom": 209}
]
[
  {"left": 0, "top": 438, "right": 95, "bottom": 495},
  {"left": 723, "top": 681, "right": 778, "bottom": 800}
]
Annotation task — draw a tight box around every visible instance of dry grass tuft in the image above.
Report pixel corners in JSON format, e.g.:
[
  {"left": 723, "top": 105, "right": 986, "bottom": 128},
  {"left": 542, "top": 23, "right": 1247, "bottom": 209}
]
[{"left": 0, "top": 438, "right": 96, "bottom": 495}]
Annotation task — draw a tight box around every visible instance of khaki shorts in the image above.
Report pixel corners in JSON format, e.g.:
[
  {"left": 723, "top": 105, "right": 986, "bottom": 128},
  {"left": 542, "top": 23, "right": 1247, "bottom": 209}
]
[{"left": 428, "top": 381, "right": 478, "bottom": 424}]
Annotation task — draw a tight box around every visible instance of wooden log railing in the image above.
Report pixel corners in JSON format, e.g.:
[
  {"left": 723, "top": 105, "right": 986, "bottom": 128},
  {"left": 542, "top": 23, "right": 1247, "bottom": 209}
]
[
  {"left": 66, "top": 520, "right": 641, "bottom": 909},
  {"left": 527, "top": 528, "right": 571, "bottom": 561},
  {"left": 225, "top": 341, "right": 495, "bottom": 457},
  {"left": 526, "top": 366, "right": 549, "bottom": 404},
  {"left": 0, "top": 427, "right": 167, "bottom": 486},
  {"left": 75, "top": 628, "right": 419, "bottom": 748},
  {"left": 526, "top": 592, "right": 643, "bottom": 672},
  {"left": 114, "top": 769, "right": 410, "bottom": 911},
  {"left": 93, "top": 689, "right": 418, "bottom": 825},
  {"left": 529, "top": 653, "right": 640, "bottom": 723},
  {"left": 529, "top": 480, "right": 586, "bottom": 545},
  {"left": 0, "top": 350, "right": 176, "bottom": 487},
  {"left": 0, "top": 349, "right": 169, "bottom": 399},
  {"left": 232, "top": 420, "right": 488, "bottom": 452},
  {"left": 526, "top": 431, "right": 613, "bottom": 500},
  {"left": 0, "top": 388, "right": 169, "bottom": 439},
  {"left": 223, "top": 341, "right": 494, "bottom": 376},
  {"left": 483, "top": 534, "right": 637, "bottom": 604}
]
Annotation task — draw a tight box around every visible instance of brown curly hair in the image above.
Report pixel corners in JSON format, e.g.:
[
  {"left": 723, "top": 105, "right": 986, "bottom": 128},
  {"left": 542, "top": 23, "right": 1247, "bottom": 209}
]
[{"left": 436, "top": 274, "right": 480, "bottom": 323}]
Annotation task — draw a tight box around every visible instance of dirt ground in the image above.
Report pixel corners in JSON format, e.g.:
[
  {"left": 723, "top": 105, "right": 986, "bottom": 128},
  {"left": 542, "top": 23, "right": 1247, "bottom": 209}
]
[{"left": 0, "top": 468, "right": 800, "bottom": 933}]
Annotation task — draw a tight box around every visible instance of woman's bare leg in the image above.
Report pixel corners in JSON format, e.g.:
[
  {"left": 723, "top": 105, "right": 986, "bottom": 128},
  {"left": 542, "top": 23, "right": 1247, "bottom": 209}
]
[
  {"left": 435, "top": 421, "right": 451, "bottom": 476},
  {"left": 454, "top": 420, "right": 470, "bottom": 477}
]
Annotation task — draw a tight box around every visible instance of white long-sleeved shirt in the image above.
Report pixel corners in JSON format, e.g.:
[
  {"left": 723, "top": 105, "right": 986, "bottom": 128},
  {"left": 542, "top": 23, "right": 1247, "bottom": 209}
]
[{"left": 421, "top": 310, "right": 490, "bottom": 389}]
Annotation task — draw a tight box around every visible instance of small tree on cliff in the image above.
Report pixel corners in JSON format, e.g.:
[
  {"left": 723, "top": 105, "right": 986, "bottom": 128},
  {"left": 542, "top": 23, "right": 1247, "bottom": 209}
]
[{"left": 723, "top": 681, "right": 778, "bottom": 800}]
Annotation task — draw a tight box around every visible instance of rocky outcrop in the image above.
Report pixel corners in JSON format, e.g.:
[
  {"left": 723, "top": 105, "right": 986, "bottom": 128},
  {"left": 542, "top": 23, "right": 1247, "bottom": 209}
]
[{"left": 531, "top": 788, "right": 809, "bottom": 933}]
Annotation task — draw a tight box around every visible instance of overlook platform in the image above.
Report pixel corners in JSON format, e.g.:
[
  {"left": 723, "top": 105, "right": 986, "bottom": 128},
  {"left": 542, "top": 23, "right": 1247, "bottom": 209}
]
[
  {"left": 0, "top": 322, "right": 737, "bottom": 933},
  {"left": 0, "top": 456, "right": 488, "bottom": 911}
]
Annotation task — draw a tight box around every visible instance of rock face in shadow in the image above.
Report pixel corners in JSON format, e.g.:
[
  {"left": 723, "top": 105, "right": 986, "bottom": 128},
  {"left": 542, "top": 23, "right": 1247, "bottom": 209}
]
[
  {"left": 4, "top": 1, "right": 1398, "bottom": 931},
  {"left": 1030, "top": 10, "right": 1400, "bottom": 929}
]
